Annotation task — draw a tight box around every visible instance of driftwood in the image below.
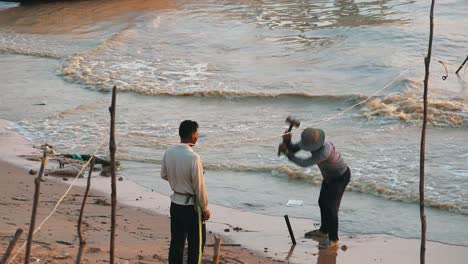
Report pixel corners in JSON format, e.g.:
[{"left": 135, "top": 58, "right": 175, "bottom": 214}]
[
  {"left": 0, "top": 228, "right": 24, "bottom": 264},
  {"left": 420, "top": 0, "right": 435, "bottom": 263},
  {"left": 25, "top": 147, "right": 50, "bottom": 264},
  {"left": 76, "top": 157, "right": 95, "bottom": 264},
  {"left": 212, "top": 235, "right": 222, "bottom": 264},
  {"left": 109, "top": 85, "right": 118, "bottom": 264}
]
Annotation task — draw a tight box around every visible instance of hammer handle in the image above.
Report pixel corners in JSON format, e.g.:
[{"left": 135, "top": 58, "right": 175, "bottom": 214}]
[{"left": 278, "top": 124, "right": 294, "bottom": 156}]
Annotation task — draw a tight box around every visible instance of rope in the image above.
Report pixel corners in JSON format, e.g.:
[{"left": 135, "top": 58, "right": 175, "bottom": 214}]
[
  {"left": 121, "top": 69, "right": 409, "bottom": 148},
  {"left": 7, "top": 139, "right": 107, "bottom": 264}
]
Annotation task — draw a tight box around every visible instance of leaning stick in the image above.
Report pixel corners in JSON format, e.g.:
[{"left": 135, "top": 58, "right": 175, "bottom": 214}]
[
  {"left": 212, "top": 235, "right": 222, "bottom": 264},
  {"left": 24, "top": 147, "right": 49, "bottom": 264},
  {"left": 420, "top": 0, "right": 435, "bottom": 263},
  {"left": 0, "top": 228, "right": 24, "bottom": 264},
  {"left": 109, "top": 85, "right": 118, "bottom": 264},
  {"left": 455, "top": 55, "right": 468, "bottom": 75},
  {"left": 284, "top": 215, "right": 296, "bottom": 245},
  {"left": 76, "top": 157, "right": 96, "bottom": 264}
]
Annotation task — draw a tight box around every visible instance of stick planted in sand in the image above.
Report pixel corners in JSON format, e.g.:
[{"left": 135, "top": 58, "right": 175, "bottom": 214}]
[
  {"left": 455, "top": 55, "right": 468, "bottom": 75},
  {"left": 109, "top": 85, "right": 118, "bottom": 264},
  {"left": 24, "top": 147, "right": 50, "bottom": 264},
  {"left": 284, "top": 215, "right": 296, "bottom": 245},
  {"left": 76, "top": 157, "right": 96, "bottom": 264},
  {"left": 212, "top": 235, "right": 222, "bottom": 264},
  {"left": 0, "top": 228, "right": 24, "bottom": 264},
  {"left": 421, "top": 0, "right": 435, "bottom": 263}
]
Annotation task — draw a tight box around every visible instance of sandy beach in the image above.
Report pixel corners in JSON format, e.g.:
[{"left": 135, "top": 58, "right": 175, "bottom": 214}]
[{"left": 1, "top": 118, "right": 468, "bottom": 264}]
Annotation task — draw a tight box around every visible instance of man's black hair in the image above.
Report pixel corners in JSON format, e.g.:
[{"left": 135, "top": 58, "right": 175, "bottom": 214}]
[{"left": 179, "top": 120, "right": 199, "bottom": 139}]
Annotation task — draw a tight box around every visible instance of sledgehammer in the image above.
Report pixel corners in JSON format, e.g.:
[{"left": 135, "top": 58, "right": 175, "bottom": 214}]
[{"left": 277, "top": 116, "right": 300, "bottom": 156}]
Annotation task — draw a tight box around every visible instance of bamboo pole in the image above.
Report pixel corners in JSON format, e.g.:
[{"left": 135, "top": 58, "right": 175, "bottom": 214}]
[
  {"left": 109, "top": 85, "right": 117, "bottom": 264},
  {"left": 24, "top": 147, "right": 49, "bottom": 264},
  {"left": 455, "top": 55, "right": 468, "bottom": 75},
  {"left": 212, "top": 235, "right": 221, "bottom": 264},
  {"left": 76, "top": 157, "right": 96, "bottom": 264},
  {"left": 420, "top": 1, "right": 435, "bottom": 264},
  {"left": 0, "top": 229, "right": 24, "bottom": 264}
]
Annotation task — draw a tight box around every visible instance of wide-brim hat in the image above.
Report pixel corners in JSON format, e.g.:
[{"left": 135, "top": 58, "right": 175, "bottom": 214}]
[{"left": 298, "top": 127, "right": 325, "bottom": 152}]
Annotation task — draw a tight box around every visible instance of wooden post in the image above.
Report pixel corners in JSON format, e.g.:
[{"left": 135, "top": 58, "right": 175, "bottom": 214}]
[
  {"left": 24, "top": 147, "right": 49, "bottom": 264},
  {"left": 76, "top": 157, "right": 95, "bottom": 264},
  {"left": 284, "top": 215, "right": 296, "bottom": 245},
  {"left": 212, "top": 235, "right": 221, "bottom": 264},
  {"left": 0, "top": 228, "right": 24, "bottom": 264},
  {"left": 455, "top": 55, "right": 468, "bottom": 75},
  {"left": 421, "top": 1, "right": 435, "bottom": 264},
  {"left": 109, "top": 85, "right": 117, "bottom": 264}
]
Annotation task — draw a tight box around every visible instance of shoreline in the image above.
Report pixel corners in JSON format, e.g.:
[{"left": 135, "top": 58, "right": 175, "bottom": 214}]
[
  {"left": 0, "top": 119, "right": 277, "bottom": 263},
  {"left": 2, "top": 119, "right": 468, "bottom": 263}
]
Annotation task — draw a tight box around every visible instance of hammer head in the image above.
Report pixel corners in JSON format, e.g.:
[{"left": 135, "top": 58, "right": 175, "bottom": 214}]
[{"left": 285, "top": 116, "right": 300, "bottom": 128}]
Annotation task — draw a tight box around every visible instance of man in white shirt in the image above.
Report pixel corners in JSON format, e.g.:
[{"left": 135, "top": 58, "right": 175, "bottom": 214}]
[{"left": 161, "top": 120, "right": 210, "bottom": 264}]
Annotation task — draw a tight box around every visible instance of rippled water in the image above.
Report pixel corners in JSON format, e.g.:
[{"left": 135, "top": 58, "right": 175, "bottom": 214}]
[{"left": 1, "top": 0, "right": 467, "bottom": 244}]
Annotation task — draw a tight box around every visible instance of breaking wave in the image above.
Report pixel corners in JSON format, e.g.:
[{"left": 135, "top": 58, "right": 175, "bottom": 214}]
[{"left": 359, "top": 79, "right": 467, "bottom": 127}]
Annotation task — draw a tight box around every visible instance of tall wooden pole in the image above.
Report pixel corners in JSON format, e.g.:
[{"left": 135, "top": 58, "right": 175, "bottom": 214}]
[
  {"left": 421, "top": 1, "right": 435, "bottom": 263},
  {"left": 0, "top": 228, "right": 24, "bottom": 264},
  {"left": 76, "top": 157, "right": 95, "bottom": 264},
  {"left": 109, "top": 85, "right": 117, "bottom": 264},
  {"left": 24, "top": 148, "right": 49, "bottom": 264}
]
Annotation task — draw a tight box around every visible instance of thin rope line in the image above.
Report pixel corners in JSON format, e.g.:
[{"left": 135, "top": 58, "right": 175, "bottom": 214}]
[
  {"left": 7, "top": 139, "right": 107, "bottom": 264},
  {"left": 121, "top": 70, "right": 409, "bottom": 148}
]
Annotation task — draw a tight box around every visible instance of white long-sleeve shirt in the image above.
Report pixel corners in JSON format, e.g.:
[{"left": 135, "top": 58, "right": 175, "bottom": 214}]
[{"left": 161, "top": 144, "right": 208, "bottom": 212}]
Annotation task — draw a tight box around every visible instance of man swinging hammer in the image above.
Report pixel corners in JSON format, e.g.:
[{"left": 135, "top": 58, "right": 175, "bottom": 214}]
[{"left": 279, "top": 126, "right": 350, "bottom": 249}]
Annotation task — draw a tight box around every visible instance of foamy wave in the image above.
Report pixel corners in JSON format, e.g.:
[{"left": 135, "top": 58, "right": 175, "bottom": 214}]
[
  {"left": 272, "top": 165, "right": 468, "bottom": 215},
  {"left": 359, "top": 79, "right": 467, "bottom": 127},
  {"left": 61, "top": 53, "right": 365, "bottom": 100},
  {"left": 0, "top": 45, "right": 62, "bottom": 59},
  {"left": 117, "top": 154, "right": 468, "bottom": 215}
]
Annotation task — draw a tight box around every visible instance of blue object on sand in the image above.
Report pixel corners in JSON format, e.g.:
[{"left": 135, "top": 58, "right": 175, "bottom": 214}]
[{"left": 71, "top": 153, "right": 83, "bottom": 161}]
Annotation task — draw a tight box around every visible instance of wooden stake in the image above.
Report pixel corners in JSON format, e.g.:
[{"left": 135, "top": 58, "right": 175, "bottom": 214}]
[
  {"left": 76, "top": 157, "right": 95, "bottom": 264},
  {"left": 24, "top": 148, "right": 49, "bottom": 264},
  {"left": 212, "top": 235, "right": 222, "bottom": 264},
  {"left": 421, "top": 1, "right": 435, "bottom": 263},
  {"left": 109, "top": 85, "right": 117, "bottom": 264},
  {"left": 284, "top": 215, "right": 296, "bottom": 245},
  {"left": 455, "top": 55, "right": 468, "bottom": 75},
  {"left": 0, "top": 228, "right": 24, "bottom": 264}
]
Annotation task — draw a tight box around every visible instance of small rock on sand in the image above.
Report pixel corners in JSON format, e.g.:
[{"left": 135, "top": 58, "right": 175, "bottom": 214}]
[
  {"left": 341, "top": 245, "right": 348, "bottom": 251},
  {"left": 56, "top": 240, "right": 73, "bottom": 245},
  {"left": 94, "top": 198, "right": 111, "bottom": 206},
  {"left": 87, "top": 247, "right": 102, "bottom": 253},
  {"left": 12, "top": 196, "right": 30, "bottom": 201},
  {"left": 29, "top": 169, "right": 37, "bottom": 175},
  {"left": 54, "top": 252, "right": 70, "bottom": 259},
  {"left": 224, "top": 228, "right": 230, "bottom": 232}
]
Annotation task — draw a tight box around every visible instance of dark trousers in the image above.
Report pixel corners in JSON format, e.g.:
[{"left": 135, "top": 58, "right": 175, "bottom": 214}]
[
  {"left": 169, "top": 203, "right": 206, "bottom": 264},
  {"left": 318, "top": 167, "right": 350, "bottom": 241}
]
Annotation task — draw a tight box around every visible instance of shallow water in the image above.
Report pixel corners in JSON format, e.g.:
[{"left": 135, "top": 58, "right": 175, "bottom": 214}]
[{"left": 0, "top": 0, "right": 467, "bottom": 245}]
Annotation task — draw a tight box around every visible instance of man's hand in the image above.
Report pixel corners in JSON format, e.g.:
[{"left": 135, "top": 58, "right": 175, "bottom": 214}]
[
  {"left": 278, "top": 143, "right": 288, "bottom": 155},
  {"left": 282, "top": 130, "right": 292, "bottom": 143},
  {"left": 202, "top": 209, "right": 211, "bottom": 221}
]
